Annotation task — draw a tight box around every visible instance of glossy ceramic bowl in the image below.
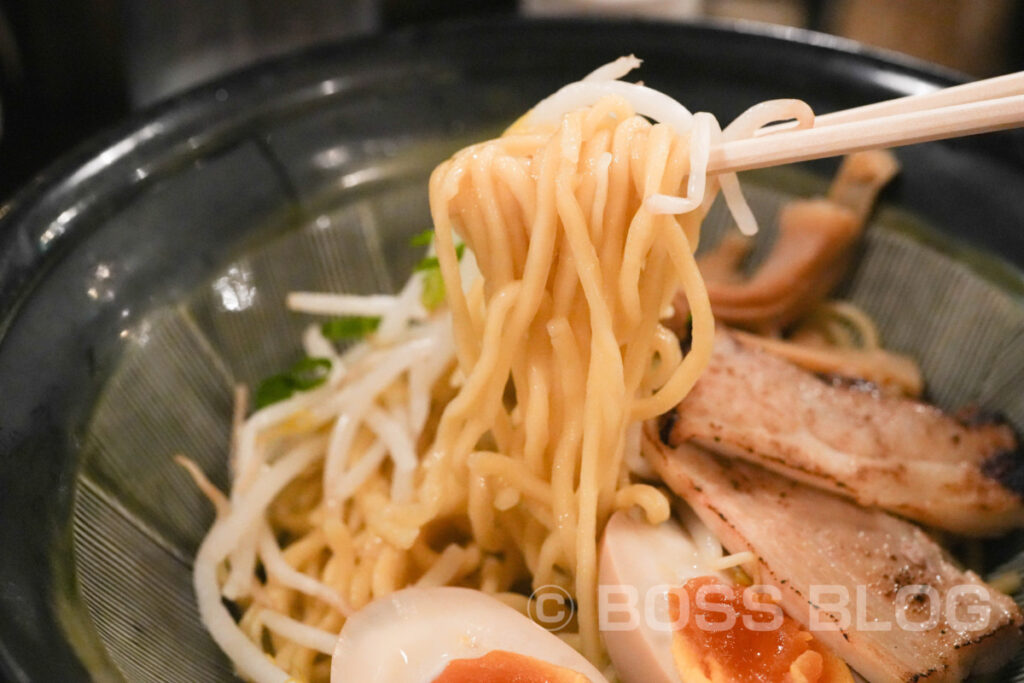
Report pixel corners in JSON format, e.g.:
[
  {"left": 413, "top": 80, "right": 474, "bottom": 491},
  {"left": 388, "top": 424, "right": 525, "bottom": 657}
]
[{"left": 0, "top": 17, "right": 1022, "bottom": 682}]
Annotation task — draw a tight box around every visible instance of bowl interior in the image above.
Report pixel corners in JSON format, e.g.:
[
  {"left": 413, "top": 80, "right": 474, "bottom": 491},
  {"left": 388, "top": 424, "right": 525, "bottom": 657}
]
[
  {"left": 1, "top": 18, "right": 1023, "bottom": 682},
  {"left": 74, "top": 166, "right": 1024, "bottom": 682}
]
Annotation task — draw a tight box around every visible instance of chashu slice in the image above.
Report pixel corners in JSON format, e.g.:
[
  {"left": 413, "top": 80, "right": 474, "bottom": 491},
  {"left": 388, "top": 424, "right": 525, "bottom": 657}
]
[
  {"left": 646, "top": 437, "right": 1024, "bottom": 683},
  {"left": 661, "top": 330, "right": 1024, "bottom": 536}
]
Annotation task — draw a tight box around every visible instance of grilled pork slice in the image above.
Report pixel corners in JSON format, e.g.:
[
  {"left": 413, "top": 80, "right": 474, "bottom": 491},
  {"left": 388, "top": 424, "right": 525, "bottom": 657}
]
[
  {"left": 646, "top": 439, "right": 1024, "bottom": 683},
  {"left": 662, "top": 330, "right": 1024, "bottom": 536}
]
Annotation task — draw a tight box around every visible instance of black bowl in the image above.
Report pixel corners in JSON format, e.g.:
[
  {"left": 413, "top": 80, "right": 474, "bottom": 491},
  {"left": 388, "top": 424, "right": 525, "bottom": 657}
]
[{"left": 0, "top": 17, "right": 1022, "bottom": 682}]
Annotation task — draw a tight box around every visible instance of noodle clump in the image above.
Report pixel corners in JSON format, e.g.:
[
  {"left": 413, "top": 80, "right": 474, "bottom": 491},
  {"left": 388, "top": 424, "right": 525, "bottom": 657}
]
[
  {"left": 188, "top": 58, "right": 809, "bottom": 682},
  {"left": 427, "top": 90, "right": 718, "bottom": 661}
]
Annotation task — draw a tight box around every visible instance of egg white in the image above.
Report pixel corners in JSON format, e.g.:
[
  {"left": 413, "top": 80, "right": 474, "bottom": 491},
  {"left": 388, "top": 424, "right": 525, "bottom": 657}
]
[
  {"left": 599, "top": 508, "right": 728, "bottom": 683},
  {"left": 331, "top": 586, "right": 608, "bottom": 683}
]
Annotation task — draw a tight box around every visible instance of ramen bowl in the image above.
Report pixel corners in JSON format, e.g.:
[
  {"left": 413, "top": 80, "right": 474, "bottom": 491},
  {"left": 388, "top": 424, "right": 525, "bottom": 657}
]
[{"left": 0, "top": 17, "right": 1022, "bottom": 682}]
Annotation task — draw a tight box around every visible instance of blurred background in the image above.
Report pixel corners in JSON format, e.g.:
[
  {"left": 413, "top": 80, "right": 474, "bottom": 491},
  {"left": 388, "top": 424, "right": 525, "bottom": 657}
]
[{"left": 0, "top": 0, "right": 1020, "bottom": 202}]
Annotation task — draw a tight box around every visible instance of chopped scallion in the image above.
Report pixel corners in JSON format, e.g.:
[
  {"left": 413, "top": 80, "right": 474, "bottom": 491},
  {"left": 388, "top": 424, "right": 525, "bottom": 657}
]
[
  {"left": 321, "top": 316, "right": 381, "bottom": 341},
  {"left": 415, "top": 243, "right": 466, "bottom": 272},
  {"left": 254, "top": 357, "right": 332, "bottom": 410},
  {"left": 420, "top": 268, "right": 446, "bottom": 311},
  {"left": 409, "top": 229, "right": 434, "bottom": 247}
]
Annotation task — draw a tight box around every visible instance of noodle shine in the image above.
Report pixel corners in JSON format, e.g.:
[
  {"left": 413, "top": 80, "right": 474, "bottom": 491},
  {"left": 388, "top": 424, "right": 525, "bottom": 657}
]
[
  {"left": 187, "top": 59, "right": 820, "bottom": 682},
  {"left": 426, "top": 93, "right": 716, "bottom": 661}
]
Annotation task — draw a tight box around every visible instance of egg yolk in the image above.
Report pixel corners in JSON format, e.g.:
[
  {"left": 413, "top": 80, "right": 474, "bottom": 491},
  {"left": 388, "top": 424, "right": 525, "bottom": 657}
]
[
  {"left": 670, "top": 577, "right": 852, "bottom": 683},
  {"left": 434, "top": 650, "right": 591, "bottom": 683}
]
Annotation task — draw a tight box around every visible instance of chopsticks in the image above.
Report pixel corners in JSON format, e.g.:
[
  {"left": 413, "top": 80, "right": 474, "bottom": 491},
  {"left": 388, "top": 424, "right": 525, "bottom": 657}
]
[
  {"left": 708, "top": 71, "right": 1024, "bottom": 175},
  {"left": 814, "top": 71, "right": 1024, "bottom": 126}
]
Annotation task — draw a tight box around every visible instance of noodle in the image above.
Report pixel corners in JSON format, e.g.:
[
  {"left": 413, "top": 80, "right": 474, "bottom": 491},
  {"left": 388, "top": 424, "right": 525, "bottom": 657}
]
[
  {"left": 188, "top": 58, "right": 788, "bottom": 681},
  {"left": 425, "top": 89, "right": 725, "bottom": 660}
]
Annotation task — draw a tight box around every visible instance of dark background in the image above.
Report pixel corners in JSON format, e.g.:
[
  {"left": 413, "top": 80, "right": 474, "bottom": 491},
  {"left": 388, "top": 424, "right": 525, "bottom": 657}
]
[
  {"left": 0, "top": 0, "right": 1020, "bottom": 203},
  {"left": 0, "top": 0, "right": 515, "bottom": 201}
]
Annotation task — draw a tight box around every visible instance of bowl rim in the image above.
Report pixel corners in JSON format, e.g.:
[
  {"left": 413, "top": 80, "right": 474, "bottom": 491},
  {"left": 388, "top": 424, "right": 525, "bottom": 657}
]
[{"left": 0, "top": 15, "right": 972, "bottom": 330}]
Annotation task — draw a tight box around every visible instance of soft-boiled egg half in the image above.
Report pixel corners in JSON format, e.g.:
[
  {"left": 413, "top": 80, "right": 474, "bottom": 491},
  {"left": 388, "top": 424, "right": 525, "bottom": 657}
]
[
  {"left": 330, "top": 586, "right": 609, "bottom": 683},
  {"left": 599, "top": 508, "right": 853, "bottom": 683}
]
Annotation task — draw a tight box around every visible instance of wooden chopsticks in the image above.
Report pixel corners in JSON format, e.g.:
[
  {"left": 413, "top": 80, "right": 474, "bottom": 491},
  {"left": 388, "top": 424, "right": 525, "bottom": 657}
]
[{"left": 708, "top": 71, "right": 1024, "bottom": 175}]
